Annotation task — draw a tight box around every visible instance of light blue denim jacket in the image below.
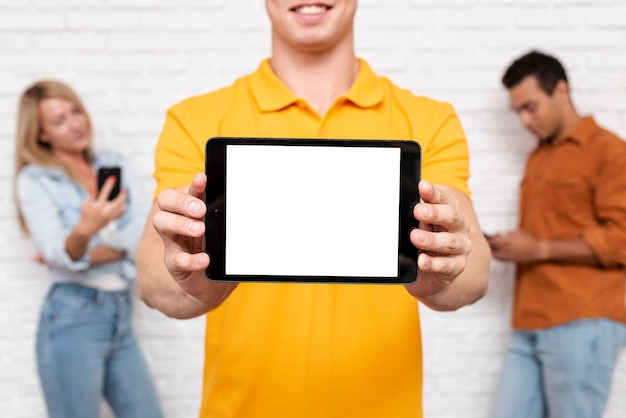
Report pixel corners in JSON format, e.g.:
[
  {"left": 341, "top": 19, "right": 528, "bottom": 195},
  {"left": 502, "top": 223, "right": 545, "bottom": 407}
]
[{"left": 17, "top": 151, "right": 149, "bottom": 286}]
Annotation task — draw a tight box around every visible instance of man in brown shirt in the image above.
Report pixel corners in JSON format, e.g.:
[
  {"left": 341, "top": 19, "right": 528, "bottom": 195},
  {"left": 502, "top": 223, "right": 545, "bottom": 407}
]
[{"left": 488, "top": 50, "right": 626, "bottom": 418}]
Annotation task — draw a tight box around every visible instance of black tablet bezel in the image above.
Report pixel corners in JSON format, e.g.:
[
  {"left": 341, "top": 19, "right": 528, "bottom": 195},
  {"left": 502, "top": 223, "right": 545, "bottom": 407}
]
[{"left": 204, "top": 137, "right": 421, "bottom": 284}]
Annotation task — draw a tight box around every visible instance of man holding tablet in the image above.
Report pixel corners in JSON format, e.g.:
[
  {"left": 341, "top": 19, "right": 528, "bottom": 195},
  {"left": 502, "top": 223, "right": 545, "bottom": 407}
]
[{"left": 136, "top": 1, "right": 491, "bottom": 417}]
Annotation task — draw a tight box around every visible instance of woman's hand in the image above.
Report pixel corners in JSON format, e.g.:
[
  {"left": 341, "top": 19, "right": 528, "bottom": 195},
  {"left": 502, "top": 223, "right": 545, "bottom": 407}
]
[{"left": 77, "top": 175, "right": 127, "bottom": 238}]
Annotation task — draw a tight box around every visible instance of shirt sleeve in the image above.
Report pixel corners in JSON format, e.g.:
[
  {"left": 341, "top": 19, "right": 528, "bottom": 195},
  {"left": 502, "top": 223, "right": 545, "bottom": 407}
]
[
  {"left": 17, "top": 169, "right": 90, "bottom": 272},
  {"left": 418, "top": 102, "right": 471, "bottom": 198},
  {"left": 582, "top": 143, "right": 626, "bottom": 268},
  {"left": 153, "top": 100, "right": 206, "bottom": 199}
]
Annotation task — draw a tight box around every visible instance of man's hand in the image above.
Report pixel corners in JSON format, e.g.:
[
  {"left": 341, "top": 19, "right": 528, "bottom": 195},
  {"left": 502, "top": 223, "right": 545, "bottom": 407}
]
[
  {"left": 153, "top": 173, "right": 210, "bottom": 284},
  {"left": 404, "top": 180, "right": 490, "bottom": 310},
  {"left": 487, "top": 230, "right": 542, "bottom": 264},
  {"left": 137, "top": 173, "right": 238, "bottom": 318}
]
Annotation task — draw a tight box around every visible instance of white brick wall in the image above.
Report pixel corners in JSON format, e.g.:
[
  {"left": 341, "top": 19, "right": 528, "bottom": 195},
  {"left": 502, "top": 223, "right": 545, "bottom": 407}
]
[{"left": 1, "top": 1, "right": 625, "bottom": 417}]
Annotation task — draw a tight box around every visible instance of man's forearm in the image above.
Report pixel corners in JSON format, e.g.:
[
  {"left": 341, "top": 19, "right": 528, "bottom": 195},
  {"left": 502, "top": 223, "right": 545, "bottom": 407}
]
[{"left": 537, "top": 237, "right": 599, "bottom": 265}]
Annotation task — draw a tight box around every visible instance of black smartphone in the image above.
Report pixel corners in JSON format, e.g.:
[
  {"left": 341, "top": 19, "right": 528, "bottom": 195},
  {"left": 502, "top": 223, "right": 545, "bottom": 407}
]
[{"left": 97, "top": 166, "right": 122, "bottom": 200}]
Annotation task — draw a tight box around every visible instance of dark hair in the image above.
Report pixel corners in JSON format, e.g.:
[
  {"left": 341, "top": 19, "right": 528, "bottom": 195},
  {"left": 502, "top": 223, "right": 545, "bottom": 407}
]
[{"left": 501, "top": 50, "right": 568, "bottom": 95}]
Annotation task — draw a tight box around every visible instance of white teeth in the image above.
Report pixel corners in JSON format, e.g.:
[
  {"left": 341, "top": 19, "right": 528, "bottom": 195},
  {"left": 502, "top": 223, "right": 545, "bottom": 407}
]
[{"left": 296, "top": 5, "right": 327, "bottom": 15}]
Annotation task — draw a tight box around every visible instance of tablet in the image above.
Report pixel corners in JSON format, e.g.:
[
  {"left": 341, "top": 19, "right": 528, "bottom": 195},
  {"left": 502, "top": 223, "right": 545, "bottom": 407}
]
[{"left": 204, "top": 137, "right": 421, "bottom": 284}]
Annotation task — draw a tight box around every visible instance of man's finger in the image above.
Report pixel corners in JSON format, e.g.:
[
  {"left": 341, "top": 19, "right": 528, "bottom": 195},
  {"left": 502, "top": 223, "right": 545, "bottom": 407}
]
[
  {"left": 417, "top": 252, "right": 466, "bottom": 279},
  {"left": 188, "top": 173, "right": 207, "bottom": 200},
  {"left": 164, "top": 249, "right": 210, "bottom": 276},
  {"left": 157, "top": 189, "right": 206, "bottom": 220},
  {"left": 410, "top": 229, "right": 468, "bottom": 256},
  {"left": 413, "top": 201, "right": 464, "bottom": 231},
  {"left": 418, "top": 180, "right": 449, "bottom": 205},
  {"left": 153, "top": 210, "right": 206, "bottom": 239}
]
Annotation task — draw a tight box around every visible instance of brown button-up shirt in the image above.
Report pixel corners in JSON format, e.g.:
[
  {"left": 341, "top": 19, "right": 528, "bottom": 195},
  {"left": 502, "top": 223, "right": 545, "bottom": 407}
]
[{"left": 513, "top": 116, "right": 626, "bottom": 330}]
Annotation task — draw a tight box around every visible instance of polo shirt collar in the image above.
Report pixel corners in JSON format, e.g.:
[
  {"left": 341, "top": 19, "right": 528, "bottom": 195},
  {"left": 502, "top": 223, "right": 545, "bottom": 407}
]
[
  {"left": 249, "top": 58, "right": 384, "bottom": 112},
  {"left": 249, "top": 59, "right": 296, "bottom": 112},
  {"left": 345, "top": 59, "right": 384, "bottom": 108}
]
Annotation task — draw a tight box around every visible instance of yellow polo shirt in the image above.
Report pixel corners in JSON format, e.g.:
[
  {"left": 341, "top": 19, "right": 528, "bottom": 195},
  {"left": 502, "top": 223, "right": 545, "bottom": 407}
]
[{"left": 153, "top": 59, "right": 470, "bottom": 418}]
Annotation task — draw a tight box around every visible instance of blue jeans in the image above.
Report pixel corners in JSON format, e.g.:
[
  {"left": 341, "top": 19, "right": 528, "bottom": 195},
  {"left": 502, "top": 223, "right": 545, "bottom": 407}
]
[
  {"left": 491, "top": 318, "right": 626, "bottom": 418},
  {"left": 36, "top": 283, "right": 163, "bottom": 418}
]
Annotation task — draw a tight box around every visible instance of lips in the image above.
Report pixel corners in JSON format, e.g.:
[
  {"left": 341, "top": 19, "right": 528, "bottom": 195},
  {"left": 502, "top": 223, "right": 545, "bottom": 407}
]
[{"left": 74, "top": 131, "right": 87, "bottom": 142}]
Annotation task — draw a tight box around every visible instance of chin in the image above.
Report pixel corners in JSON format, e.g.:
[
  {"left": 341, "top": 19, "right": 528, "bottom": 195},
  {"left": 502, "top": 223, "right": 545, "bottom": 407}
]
[{"left": 287, "top": 35, "right": 334, "bottom": 53}]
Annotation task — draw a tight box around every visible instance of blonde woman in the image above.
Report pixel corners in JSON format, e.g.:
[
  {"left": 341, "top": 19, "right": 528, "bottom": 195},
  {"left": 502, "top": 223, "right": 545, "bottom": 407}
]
[{"left": 14, "top": 80, "right": 163, "bottom": 418}]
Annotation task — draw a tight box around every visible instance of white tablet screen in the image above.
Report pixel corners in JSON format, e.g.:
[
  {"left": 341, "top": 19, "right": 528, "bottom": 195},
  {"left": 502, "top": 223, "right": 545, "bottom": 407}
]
[{"left": 225, "top": 145, "right": 400, "bottom": 277}]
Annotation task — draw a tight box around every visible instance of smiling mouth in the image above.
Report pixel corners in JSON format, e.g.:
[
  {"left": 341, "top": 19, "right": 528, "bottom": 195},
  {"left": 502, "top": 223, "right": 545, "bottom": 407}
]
[{"left": 291, "top": 4, "right": 331, "bottom": 15}]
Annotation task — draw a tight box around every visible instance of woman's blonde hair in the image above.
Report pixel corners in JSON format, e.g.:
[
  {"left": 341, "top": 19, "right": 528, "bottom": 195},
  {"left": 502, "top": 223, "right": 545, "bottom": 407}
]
[{"left": 14, "top": 80, "right": 94, "bottom": 232}]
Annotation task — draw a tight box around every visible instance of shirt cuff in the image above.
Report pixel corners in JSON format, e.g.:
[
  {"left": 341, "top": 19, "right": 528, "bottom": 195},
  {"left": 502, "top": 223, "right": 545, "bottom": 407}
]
[{"left": 53, "top": 242, "right": 91, "bottom": 272}]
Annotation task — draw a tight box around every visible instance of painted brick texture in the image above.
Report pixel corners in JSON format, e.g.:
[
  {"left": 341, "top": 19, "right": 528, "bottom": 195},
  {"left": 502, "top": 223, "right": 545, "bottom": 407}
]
[{"left": 1, "top": 1, "right": 625, "bottom": 417}]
